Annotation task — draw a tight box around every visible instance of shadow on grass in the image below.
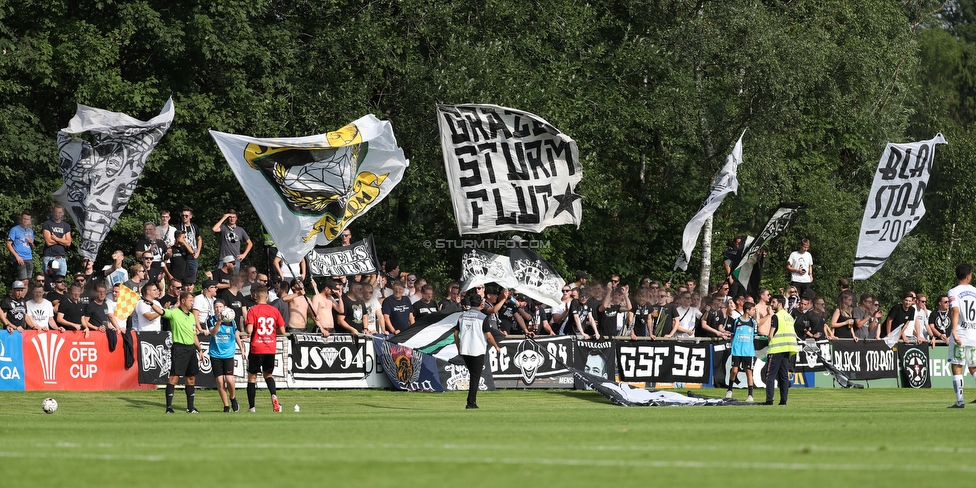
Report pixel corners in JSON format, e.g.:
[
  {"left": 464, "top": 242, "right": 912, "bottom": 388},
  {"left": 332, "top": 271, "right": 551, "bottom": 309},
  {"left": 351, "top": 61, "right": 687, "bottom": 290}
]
[
  {"left": 118, "top": 397, "right": 164, "bottom": 409},
  {"left": 550, "top": 390, "right": 614, "bottom": 405},
  {"left": 356, "top": 403, "right": 428, "bottom": 410}
]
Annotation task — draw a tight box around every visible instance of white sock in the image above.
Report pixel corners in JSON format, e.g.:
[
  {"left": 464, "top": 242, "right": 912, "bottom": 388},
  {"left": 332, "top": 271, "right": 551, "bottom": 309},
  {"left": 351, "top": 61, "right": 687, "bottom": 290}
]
[{"left": 954, "top": 374, "right": 964, "bottom": 404}]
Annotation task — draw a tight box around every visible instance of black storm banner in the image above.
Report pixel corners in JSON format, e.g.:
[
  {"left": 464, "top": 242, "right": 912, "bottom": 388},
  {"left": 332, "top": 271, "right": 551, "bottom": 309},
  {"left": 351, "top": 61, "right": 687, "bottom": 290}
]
[
  {"left": 437, "top": 104, "right": 583, "bottom": 235},
  {"left": 830, "top": 340, "right": 897, "bottom": 380}
]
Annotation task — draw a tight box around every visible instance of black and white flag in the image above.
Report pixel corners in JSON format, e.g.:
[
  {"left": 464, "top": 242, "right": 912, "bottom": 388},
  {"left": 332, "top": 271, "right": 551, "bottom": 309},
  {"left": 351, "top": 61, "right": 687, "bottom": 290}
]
[
  {"left": 674, "top": 130, "right": 745, "bottom": 271},
  {"left": 437, "top": 104, "right": 582, "bottom": 235},
  {"left": 54, "top": 98, "right": 175, "bottom": 260},
  {"left": 508, "top": 248, "right": 565, "bottom": 308},
  {"left": 459, "top": 249, "right": 518, "bottom": 293},
  {"left": 307, "top": 234, "right": 381, "bottom": 277},
  {"left": 853, "top": 134, "right": 947, "bottom": 280},
  {"left": 729, "top": 203, "right": 805, "bottom": 293}
]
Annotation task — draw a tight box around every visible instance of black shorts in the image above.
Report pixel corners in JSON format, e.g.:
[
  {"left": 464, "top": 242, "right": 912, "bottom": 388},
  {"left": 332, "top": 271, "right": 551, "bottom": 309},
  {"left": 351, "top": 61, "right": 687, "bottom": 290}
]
[
  {"left": 731, "top": 355, "right": 754, "bottom": 370},
  {"left": 211, "top": 357, "right": 235, "bottom": 377},
  {"left": 247, "top": 353, "right": 275, "bottom": 375},
  {"left": 170, "top": 343, "right": 199, "bottom": 377}
]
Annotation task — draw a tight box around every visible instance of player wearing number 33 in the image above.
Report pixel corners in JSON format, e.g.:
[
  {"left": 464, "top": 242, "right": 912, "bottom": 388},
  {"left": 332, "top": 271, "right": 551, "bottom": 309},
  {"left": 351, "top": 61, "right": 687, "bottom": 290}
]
[
  {"left": 245, "top": 284, "right": 286, "bottom": 413},
  {"left": 947, "top": 264, "right": 976, "bottom": 408}
]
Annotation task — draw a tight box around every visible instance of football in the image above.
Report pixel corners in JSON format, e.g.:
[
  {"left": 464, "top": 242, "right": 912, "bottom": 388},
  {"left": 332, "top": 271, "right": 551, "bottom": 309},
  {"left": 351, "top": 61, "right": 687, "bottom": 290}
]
[
  {"left": 220, "top": 308, "right": 236, "bottom": 324},
  {"left": 42, "top": 398, "right": 58, "bottom": 414}
]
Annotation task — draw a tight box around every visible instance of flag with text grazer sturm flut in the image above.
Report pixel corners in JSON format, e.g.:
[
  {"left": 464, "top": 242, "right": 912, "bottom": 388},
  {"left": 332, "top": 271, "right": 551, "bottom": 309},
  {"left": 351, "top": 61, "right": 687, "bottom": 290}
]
[
  {"left": 437, "top": 104, "right": 582, "bottom": 235},
  {"left": 853, "top": 134, "right": 947, "bottom": 281},
  {"left": 210, "top": 115, "right": 408, "bottom": 264},
  {"left": 54, "top": 98, "right": 175, "bottom": 261},
  {"left": 459, "top": 248, "right": 519, "bottom": 293},
  {"left": 674, "top": 129, "right": 745, "bottom": 271},
  {"left": 508, "top": 248, "right": 566, "bottom": 308},
  {"left": 729, "top": 203, "right": 805, "bottom": 297}
]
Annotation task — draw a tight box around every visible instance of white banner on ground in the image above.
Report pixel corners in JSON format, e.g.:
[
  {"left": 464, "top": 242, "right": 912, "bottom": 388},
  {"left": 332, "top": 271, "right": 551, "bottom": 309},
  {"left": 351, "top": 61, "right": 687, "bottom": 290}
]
[{"left": 854, "top": 134, "right": 947, "bottom": 280}]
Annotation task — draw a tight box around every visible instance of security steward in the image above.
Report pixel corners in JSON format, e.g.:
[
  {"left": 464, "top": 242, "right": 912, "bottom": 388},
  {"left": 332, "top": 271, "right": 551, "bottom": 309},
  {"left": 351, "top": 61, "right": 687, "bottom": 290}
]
[{"left": 764, "top": 295, "right": 799, "bottom": 405}]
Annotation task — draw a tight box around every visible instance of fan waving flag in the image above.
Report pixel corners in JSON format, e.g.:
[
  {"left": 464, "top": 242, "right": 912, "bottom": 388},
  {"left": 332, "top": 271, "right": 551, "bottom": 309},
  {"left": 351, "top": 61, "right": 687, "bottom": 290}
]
[
  {"left": 459, "top": 249, "right": 519, "bottom": 293},
  {"left": 54, "top": 98, "right": 175, "bottom": 261},
  {"left": 674, "top": 129, "right": 745, "bottom": 271},
  {"left": 508, "top": 248, "right": 566, "bottom": 308},
  {"left": 112, "top": 285, "right": 140, "bottom": 321},
  {"left": 854, "top": 134, "right": 947, "bottom": 280},
  {"left": 729, "top": 203, "right": 805, "bottom": 297},
  {"left": 437, "top": 104, "right": 582, "bottom": 235},
  {"left": 210, "top": 115, "right": 409, "bottom": 264},
  {"left": 386, "top": 312, "right": 463, "bottom": 361}
]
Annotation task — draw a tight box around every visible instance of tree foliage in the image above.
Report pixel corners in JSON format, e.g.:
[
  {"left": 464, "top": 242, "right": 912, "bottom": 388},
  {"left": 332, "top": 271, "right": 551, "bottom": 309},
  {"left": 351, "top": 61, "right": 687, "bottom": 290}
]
[{"left": 0, "top": 0, "right": 967, "bottom": 307}]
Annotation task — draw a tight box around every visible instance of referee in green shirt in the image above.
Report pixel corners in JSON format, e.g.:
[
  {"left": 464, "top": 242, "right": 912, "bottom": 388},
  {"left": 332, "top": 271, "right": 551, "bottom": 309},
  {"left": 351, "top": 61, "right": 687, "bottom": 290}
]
[{"left": 149, "top": 291, "right": 204, "bottom": 413}]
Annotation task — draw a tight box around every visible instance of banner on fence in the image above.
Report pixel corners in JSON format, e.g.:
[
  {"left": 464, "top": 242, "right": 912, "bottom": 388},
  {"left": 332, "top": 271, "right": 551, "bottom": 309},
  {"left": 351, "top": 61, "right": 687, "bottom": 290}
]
[
  {"left": 137, "top": 332, "right": 285, "bottom": 388},
  {"left": 898, "top": 342, "right": 931, "bottom": 388},
  {"left": 290, "top": 333, "right": 367, "bottom": 380},
  {"left": 489, "top": 336, "right": 574, "bottom": 388},
  {"left": 24, "top": 330, "right": 146, "bottom": 390},
  {"left": 573, "top": 339, "right": 615, "bottom": 390},
  {"left": 0, "top": 330, "right": 25, "bottom": 390},
  {"left": 830, "top": 340, "right": 897, "bottom": 380},
  {"left": 617, "top": 341, "right": 712, "bottom": 384}
]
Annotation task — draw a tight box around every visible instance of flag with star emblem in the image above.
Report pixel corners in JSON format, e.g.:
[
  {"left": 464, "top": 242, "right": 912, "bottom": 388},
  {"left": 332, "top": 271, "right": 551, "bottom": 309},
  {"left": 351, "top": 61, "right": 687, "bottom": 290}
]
[
  {"left": 437, "top": 104, "right": 583, "bottom": 234},
  {"left": 210, "top": 115, "right": 409, "bottom": 264}
]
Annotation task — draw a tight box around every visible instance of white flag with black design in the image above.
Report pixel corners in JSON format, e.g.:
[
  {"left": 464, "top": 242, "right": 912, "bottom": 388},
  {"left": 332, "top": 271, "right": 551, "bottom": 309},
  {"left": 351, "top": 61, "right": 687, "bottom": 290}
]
[
  {"left": 459, "top": 249, "right": 518, "bottom": 293},
  {"left": 210, "top": 115, "right": 409, "bottom": 264},
  {"left": 437, "top": 104, "right": 582, "bottom": 235},
  {"left": 854, "top": 134, "right": 947, "bottom": 281},
  {"left": 674, "top": 130, "right": 745, "bottom": 271},
  {"left": 729, "top": 203, "right": 806, "bottom": 289},
  {"left": 54, "top": 98, "right": 175, "bottom": 261},
  {"left": 508, "top": 248, "right": 566, "bottom": 308}
]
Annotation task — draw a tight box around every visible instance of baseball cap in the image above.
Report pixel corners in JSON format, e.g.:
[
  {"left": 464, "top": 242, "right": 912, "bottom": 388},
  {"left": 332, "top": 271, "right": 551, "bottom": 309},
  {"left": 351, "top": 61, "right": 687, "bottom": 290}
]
[
  {"left": 576, "top": 271, "right": 590, "bottom": 280},
  {"left": 202, "top": 279, "right": 218, "bottom": 289},
  {"left": 222, "top": 255, "right": 236, "bottom": 264},
  {"left": 11, "top": 281, "right": 25, "bottom": 289}
]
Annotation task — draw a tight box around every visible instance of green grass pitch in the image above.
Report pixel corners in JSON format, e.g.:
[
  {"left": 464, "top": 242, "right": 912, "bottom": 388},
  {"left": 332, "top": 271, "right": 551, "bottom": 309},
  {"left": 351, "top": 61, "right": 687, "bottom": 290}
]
[{"left": 1, "top": 388, "right": 974, "bottom": 487}]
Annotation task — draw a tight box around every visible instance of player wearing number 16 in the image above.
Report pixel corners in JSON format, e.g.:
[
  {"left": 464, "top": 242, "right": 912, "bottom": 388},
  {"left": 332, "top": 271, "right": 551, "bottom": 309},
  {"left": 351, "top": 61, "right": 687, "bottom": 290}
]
[
  {"left": 946, "top": 264, "right": 976, "bottom": 408},
  {"left": 245, "top": 284, "right": 286, "bottom": 412}
]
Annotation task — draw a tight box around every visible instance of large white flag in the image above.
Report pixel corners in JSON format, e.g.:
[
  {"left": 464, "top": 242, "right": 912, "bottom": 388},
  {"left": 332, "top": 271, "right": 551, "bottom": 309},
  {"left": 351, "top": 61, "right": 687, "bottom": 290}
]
[
  {"left": 459, "top": 249, "right": 518, "bottom": 293},
  {"left": 437, "top": 104, "right": 582, "bottom": 234},
  {"left": 54, "top": 98, "right": 175, "bottom": 261},
  {"left": 854, "top": 134, "right": 947, "bottom": 280},
  {"left": 210, "top": 115, "right": 408, "bottom": 264},
  {"left": 674, "top": 130, "right": 745, "bottom": 271}
]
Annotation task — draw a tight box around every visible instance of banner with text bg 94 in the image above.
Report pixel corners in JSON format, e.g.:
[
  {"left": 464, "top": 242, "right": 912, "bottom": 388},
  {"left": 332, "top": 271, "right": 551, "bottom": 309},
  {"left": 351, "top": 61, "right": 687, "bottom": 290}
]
[
  {"left": 854, "top": 134, "right": 947, "bottom": 280},
  {"left": 437, "top": 104, "right": 583, "bottom": 235}
]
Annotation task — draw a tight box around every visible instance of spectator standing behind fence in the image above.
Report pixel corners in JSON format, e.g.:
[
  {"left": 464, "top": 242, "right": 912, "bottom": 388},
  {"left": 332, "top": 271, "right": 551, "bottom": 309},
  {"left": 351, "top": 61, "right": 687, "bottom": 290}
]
[
  {"left": 764, "top": 295, "right": 798, "bottom": 405},
  {"left": 885, "top": 292, "right": 917, "bottom": 339},
  {"left": 598, "top": 283, "right": 631, "bottom": 338},
  {"left": 786, "top": 238, "right": 813, "bottom": 297},
  {"left": 665, "top": 292, "right": 701, "bottom": 338},
  {"left": 915, "top": 294, "right": 931, "bottom": 342},
  {"left": 453, "top": 294, "right": 500, "bottom": 410},
  {"left": 41, "top": 204, "right": 71, "bottom": 278},
  {"left": 947, "top": 264, "right": 976, "bottom": 408},
  {"left": 7, "top": 211, "right": 34, "bottom": 286},
  {"left": 830, "top": 291, "right": 856, "bottom": 340},
  {"left": 727, "top": 302, "right": 757, "bottom": 402},
  {"left": 212, "top": 210, "right": 252, "bottom": 273},
  {"left": 928, "top": 295, "right": 951, "bottom": 346}
]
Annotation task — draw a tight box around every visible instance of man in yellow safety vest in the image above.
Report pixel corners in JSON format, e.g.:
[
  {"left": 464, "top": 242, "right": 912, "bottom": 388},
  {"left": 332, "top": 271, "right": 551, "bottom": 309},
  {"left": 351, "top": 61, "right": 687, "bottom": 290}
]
[{"left": 764, "top": 295, "right": 799, "bottom": 405}]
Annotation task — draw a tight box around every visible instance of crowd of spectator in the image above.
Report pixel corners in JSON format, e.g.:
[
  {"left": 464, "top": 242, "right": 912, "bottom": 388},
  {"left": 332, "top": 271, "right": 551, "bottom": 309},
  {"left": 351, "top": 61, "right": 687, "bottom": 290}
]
[{"left": 0, "top": 206, "right": 951, "bottom": 349}]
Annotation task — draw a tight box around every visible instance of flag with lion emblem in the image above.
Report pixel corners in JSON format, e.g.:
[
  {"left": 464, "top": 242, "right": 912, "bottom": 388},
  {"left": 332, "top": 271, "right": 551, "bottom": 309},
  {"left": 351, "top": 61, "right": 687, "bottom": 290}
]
[{"left": 210, "top": 115, "right": 409, "bottom": 264}]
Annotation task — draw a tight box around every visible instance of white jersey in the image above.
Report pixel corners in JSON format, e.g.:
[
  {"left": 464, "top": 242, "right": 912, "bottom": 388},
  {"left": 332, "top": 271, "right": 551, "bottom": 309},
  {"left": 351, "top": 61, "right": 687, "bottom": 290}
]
[
  {"left": 673, "top": 306, "right": 702, "bottom": 338},
  {"left": 134, "top": 299, "right": 162, "bottom": 332},
  {"left": 457, "top": 309, "right": 489, "bottom": 356},
  {"left": 948, "top": 284, "right": 976, "bottom": 346},
  {"left": 26, "top": 299, "right": 55, "bottom": 329},
  {"left": 788, "top": 251, "right": 813, "bottom": 283}
]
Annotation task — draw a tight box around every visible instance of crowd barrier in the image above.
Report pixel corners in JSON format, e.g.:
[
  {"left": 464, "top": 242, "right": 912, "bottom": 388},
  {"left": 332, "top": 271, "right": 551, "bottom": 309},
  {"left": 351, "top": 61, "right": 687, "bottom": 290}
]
[{"left": 0, "top": 330, "right": 950, "bottom": 390}]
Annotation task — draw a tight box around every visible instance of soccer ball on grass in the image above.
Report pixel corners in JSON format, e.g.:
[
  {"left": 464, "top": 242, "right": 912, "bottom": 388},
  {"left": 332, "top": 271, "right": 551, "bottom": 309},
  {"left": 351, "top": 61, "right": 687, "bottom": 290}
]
[{"left": 42, "top": 398, "right": 58, "bottom": 414}]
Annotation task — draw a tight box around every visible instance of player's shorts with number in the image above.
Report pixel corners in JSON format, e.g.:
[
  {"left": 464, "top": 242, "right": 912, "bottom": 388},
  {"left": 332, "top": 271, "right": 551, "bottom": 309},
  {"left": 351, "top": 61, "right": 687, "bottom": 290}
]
[{"left": 948, "top": 340, "right": 976, "bottom": 367}]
